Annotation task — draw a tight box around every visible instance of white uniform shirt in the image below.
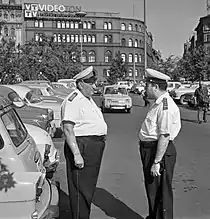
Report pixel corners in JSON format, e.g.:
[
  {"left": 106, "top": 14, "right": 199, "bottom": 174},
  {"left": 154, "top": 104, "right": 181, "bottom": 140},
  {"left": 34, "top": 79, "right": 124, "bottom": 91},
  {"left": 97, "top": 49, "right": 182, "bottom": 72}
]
[
  {"left": 139, "top": 92, "right": 181, "bottom": 141},
  {"left": 61, "top": 89, "right": 107, "bottom": 136}
]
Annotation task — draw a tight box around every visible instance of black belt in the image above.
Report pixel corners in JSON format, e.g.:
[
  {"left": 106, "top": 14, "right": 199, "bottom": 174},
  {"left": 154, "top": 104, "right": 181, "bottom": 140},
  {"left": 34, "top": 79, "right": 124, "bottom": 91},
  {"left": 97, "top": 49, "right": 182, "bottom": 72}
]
[
  {"left": 76, "top": 135, "right": 106, "bottom": 141},
  {"left": 140, "top": 140, "right": 173, "bottom": 148}
]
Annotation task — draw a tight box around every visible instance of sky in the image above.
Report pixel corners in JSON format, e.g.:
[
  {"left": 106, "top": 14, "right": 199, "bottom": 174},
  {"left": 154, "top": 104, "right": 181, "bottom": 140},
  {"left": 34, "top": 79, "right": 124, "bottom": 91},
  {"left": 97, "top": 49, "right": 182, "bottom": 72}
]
[{"left": 25, "top": 0, "right": 207, "bottom": 59}]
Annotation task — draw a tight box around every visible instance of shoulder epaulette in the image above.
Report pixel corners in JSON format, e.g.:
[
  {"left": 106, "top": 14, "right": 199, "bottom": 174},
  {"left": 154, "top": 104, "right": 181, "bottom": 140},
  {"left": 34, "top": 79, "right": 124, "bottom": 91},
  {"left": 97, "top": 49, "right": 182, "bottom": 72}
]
[
  {"left": 68, "top": 92, "right": 78, "bottom": 102},
  {"left": 162, "top": 97, "right": 168, "bottom": 110}
]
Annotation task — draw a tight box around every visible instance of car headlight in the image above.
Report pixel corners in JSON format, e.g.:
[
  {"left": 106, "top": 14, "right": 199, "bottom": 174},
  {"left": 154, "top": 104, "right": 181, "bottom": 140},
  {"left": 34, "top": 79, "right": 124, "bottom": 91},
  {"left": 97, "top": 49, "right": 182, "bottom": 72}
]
[{"left": 105, "top": 99, "right": 112, "bottom": 103}]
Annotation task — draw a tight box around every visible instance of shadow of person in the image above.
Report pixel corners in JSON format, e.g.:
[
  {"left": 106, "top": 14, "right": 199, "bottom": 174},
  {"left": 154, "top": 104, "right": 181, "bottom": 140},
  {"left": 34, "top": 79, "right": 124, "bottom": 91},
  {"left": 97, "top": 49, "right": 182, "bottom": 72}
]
[
  {"left": 181, "top": 118, "right": 198, "bottom": 124},
  {"left": 92, "top": 187, "right": 144, "bottom": 219},
  {"left": 58, "top": 188, "right": 71, "bottom": 219}
]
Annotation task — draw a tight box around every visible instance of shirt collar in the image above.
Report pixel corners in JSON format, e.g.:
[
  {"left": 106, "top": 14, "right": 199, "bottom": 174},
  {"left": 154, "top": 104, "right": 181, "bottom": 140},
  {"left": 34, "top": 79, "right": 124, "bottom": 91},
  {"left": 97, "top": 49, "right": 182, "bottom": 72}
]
[{"left": 155, "top": 92, "right": 169, "bottom": 105}]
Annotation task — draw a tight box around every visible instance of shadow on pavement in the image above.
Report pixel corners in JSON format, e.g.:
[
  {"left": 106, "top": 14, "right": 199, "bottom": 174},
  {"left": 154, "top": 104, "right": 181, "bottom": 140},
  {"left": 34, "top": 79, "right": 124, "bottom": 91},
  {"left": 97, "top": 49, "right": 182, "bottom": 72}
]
[
  {"left": 58, "top": 188, "right": 71, "bottom": 219},
  {"left": 92, "top": 187, "right": 144, "bottom": 219},
  {"left": 181, "top": 118, "right": 198, "bottom": 123}
]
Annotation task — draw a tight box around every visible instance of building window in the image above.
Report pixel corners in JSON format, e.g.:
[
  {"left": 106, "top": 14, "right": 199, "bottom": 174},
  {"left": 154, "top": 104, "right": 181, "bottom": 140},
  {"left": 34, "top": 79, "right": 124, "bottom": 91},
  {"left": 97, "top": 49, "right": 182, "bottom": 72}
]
[
  {"left": 53, "top": 34, "right": 57, "bottom": 42},
  {"left": 88, "top": 35, "right": 92, "bottom": 42},
  {"left": 121, "top": 23, "right": 126, "bottom": 30},
  {"left": 128, "top": 23, "right": 133, "bottom": 31},
  {"left": 57, "top": 34, "right": 61, "bottom": 42},
  {"left": 40, "top": 35, "right": 43, "bottom": 41},
  {"left": 10, "top": 26, "right": 15, "bottom": 37},
  {"left": 4, "top": 26, "right": 8, "bottom": 36},
  {"left": 121, "top": 38, "right": 126, "bottom": 46},
  {"left": 75, "top": 22, "right": 79, "bottom": 29},
  {"left": 35, "top": 33, "right": 39, "bottom": 41},
  {"left": 204, "top": 34, "right": 210, "bottom": 42},
  {"left": 79, "top": 34, "right": 82, "bottom": 43},
  {"left": 139, "top": 25, "right": 142, "bottom": 32},
  {"left": 35, "top": 20, "right": 39, "bottom": 28},
  {"left": 108, "top": 22, "right": 112, "bottom": 30},
  {"left": 104, "top": 22, "right": 108, "bottom": 30},
  {"left": 135, "top": 54, "right": 138, "bottom": 63},
  {"left": 87, "top": 22, "right": 91, "bottom": 29},
  {"left": 139, "top": 54, "right": 142, "bottom": 62},
  {"left": 105, "top": 50, "right": 112, "bottom": 62},
  {"left": 71, "top": 34, "right": 74, "bottom": 42},
  {"left": 92, "top": 35, "right": 96, "bottom": 43},
  {"left": 92, "top": 21, "right": 96, "bottom": 29},
  {"left": 134, "top": 39, "right": 138, "bottom": 47},
  {"left": 104, "top": 35, "right": 108, "bottom": 43},
  {"left": 66, "top": 34, "right": 70, "bottom": 42},
  {"left": 129, "top": 68, "right": 133, "bottom": 77},
  {"left": 128, "top": 53, "right": 133, "bottom": 63},
  {"left": 83, "top": 21, "right": 87, "bottom": 29},
  {"left": 128, "top": 39, "right": 133, "bottom": 47},
  {"left": 121, "top": 53, "right": 126, "bottom": 62},
  {"left": 139, "top": 40, "right": 142, "bottom": 45},
  {"left": 204, "top": 24, "right": 210, "bottom": 31},
  {"left": 39, "top": 20, "right": 44, "bottom": 28},
  {"left": 108, "top": 35, "right": 112, "bottom": 43},
  {"left": 62, "top": 34, "right": 66, "bottom": 42},
  {"left": 75, "top": 34, "right": 79, "bottom": 42},
  {"left": 57, "top": 21, "right": 61, "bottom": 28},
  {"left": 89, "top": 51, "right": 96, "bottom": 62},
  {"left": 84, "top": 34, "right": 87, "bottom": 42},
  {"left": 81, "top": 51, "right": 87, "bottom": 62},
  {"left": 135, "top": 24, "right": 138, "bottom": 32},
  {"left": 4, "top": 13, "right": 8, "bottom": 19},
  {"left": 66, "top": 21, "right": 70, "bottom": 28},
  {"left": 70, "top": 21, "right": 74, "bottom": 28},
  {"left": 62, "top": 21, "right": 65, "bottom": 28},
  {"left": 135, "top": 69, "right": 138, "bottom": 77},
  {"left": 11, "top": 13, "right": 15, "bottom": 19}
]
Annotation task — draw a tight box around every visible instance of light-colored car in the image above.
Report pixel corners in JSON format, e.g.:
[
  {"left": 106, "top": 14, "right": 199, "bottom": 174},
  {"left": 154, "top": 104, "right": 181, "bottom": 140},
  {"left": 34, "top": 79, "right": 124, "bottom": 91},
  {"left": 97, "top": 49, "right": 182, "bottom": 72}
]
[
  {"left": 3, "top": 85, "right": 61, "bottom": 128},
  {"left": 25, "top": 123, "right": 59, "bottom": 177},
  {"left": 100, "top": 85, "right": 132, "bottom": 113},
  {"left": 167, "top": 81, "right": 181, "bottom": 92},
  {"left": 0, "top": 96, "right": 59, "bottom": 219},
  {"left": 116, "top": 81, "right": 133, "bottom": 91}
]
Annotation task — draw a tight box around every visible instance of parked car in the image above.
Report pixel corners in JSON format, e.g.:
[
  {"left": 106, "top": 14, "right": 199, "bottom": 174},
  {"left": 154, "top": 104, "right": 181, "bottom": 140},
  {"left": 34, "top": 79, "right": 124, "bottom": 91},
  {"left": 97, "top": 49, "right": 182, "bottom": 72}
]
[
  {"left": 130, "top": 83, "right": 145, "bottom": 94},
  {"left": 100, "top": 85, "right": 132, "bottom": 113},
  {"left": 25, "top": 123, "right": 59, "bottom": 178},
  {"left": 3, "top": 85, "right": 61, "bottom": 128},
  {"left": 0, "top": 85, "right": 56, "bottom": 137},
  {"left": 0, "top": 96, "right": 59, "bottom": 219},
  {"left": 167, "top": 81, "right": 181, "bottom": 92},
  {"left": 116, "top": 80, "right": 133, "bottom": 91}
]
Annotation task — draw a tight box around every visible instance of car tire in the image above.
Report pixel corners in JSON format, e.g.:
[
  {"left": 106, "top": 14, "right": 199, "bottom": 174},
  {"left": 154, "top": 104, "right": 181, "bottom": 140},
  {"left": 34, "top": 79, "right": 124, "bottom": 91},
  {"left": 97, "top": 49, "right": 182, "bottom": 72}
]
[
  {"left": 101, "top": 104, "right": 106, "bottom": 113},
  {"left": 126, "top": 108, "right": 131, "bottom": 113},
  {"left": 180, "top": 95, "right": 188, "bottom": 105}
]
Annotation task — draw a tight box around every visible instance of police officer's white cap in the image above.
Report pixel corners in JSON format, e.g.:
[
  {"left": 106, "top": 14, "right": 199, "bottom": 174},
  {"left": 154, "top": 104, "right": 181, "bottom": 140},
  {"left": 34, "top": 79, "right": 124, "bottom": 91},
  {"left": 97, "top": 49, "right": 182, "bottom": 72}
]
[
  {"left": 145, "top": 68, "right": 171, "bottom": 82},
  {"left": 73, "top": 66, "right": 95, "bottom": 81}
]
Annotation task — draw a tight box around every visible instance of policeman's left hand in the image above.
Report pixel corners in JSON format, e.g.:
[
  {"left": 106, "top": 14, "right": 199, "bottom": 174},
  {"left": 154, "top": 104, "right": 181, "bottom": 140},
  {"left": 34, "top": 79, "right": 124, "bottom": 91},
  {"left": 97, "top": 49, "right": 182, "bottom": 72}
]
[{"left": 151, "top": 163, "right": 161, "bottom": 177}]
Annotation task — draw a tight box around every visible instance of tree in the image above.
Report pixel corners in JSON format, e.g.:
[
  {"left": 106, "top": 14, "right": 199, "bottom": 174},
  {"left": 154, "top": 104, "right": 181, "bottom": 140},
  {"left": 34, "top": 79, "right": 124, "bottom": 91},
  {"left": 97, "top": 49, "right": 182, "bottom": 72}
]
[
  {"left": 107, "top": 51, "right": 128, "bottom": 84},
  {"left": 19, "top": 34, "right": 81, "bottom": 82}
]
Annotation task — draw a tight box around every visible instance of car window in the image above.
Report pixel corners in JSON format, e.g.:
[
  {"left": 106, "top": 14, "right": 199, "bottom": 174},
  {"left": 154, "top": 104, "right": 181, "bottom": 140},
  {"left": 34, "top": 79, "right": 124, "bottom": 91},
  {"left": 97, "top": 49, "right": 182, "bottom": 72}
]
[
  {"left": 46, "top": 87, "right": 55, "bottom": 95},
  {"left": 31, "top": 88, "right": 43, "bottom": 96},
  {"left": 175, "top": 84, "right": 181, "bottom": 89},
  {"left": 2, "top": 109, "right": 27, "bottom": 147},
  {"left": 26, "top": 91, "right": 42, "bottom": 103},
  {"left": 8, "top": 92, "right": 22, "bottom": 102},
  {"left": 168, "top": 83, "right": 173, "bottom": 88},
  {"left": 105, "top": 87, "right": 127, "bottom": 95}
]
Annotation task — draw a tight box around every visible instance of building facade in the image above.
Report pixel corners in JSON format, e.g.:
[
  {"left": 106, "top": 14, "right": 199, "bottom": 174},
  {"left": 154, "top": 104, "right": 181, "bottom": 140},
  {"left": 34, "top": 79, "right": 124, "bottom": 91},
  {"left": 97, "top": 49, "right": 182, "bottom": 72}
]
[
  {"left": 0, "top": 1, "right": 159, "bottom": 80},
  {"left": 0, "top": 0, "right": 23, "bottom": 46}
]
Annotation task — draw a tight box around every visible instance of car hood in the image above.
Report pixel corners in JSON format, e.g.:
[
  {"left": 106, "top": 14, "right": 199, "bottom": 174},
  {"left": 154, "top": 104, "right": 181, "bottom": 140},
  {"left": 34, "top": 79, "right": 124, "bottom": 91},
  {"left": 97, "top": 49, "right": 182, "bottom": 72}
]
[
  {"left": 31, "top": 100, "right": 61, "bottom": 112},
  {"left": 174, "top": 87, "right": 197, "bottom": 93}
]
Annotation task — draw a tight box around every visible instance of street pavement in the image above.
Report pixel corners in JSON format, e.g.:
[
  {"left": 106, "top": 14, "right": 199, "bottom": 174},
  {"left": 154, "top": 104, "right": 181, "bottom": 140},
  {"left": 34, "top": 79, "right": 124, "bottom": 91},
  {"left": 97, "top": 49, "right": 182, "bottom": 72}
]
[{"left": 53, "top": 94, "right": 210, "bottom": 219}]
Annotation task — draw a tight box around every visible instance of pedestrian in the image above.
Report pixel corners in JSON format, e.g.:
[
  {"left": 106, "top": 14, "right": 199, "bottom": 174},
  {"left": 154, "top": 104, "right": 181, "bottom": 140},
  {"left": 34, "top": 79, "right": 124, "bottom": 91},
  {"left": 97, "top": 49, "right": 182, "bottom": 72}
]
[
  {"left": 142, "top": 89, "right": 150, "bottom": 107},
  {"left": 138, "top": 69, "right": 181, "bottom": 219},
  {"left": 61, "top": 66, "right": 107, "bottom": 219},
  {"left": 194, "top": 81, "right": 209, "bottom": 124}
]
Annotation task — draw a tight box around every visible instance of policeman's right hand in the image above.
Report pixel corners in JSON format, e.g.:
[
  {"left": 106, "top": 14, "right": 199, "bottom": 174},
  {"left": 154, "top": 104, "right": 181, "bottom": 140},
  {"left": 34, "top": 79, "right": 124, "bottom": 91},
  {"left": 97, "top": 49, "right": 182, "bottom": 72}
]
[{"left": 74, "top": 153, "right": 84, "bottom": 169}]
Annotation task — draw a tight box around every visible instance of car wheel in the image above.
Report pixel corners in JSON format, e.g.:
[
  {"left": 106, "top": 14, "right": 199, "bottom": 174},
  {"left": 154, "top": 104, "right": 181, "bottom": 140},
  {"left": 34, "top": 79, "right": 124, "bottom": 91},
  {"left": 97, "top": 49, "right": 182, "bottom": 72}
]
[
  {"left": 126, "top": 108, "right": 131, "bottom": 113},
  {"left": 101, "top": 103, "right": 106, "bottom": 113},
  {"left": 180, "top": 95, "right": 188, "bottom": 105}
]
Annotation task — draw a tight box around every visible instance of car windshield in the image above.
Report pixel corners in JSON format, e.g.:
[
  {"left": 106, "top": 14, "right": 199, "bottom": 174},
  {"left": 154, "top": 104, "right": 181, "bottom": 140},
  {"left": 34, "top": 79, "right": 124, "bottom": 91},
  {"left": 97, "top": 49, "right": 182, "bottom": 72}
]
[
  {"left": 2, "top": 108, "right": 27, "bottom": 147},
  {"left": 46, "top": 87, "right": 55, "bottom": 95},
  {"left": 26, "top": 91, "right": 42, "bottom": 103},
  {"left": 31, "top": 88, "right": 43, "bottom": 96},
  {"left": 105, "top": 87, "right": 127, "bottom": 95}
]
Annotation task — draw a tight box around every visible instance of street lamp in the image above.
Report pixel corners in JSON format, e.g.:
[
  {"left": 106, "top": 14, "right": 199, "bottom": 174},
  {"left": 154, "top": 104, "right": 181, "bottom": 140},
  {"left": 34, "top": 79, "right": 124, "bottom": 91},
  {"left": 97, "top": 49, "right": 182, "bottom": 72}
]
[{"left": 75, "top": 11, "right": 87, "bottom": 71}]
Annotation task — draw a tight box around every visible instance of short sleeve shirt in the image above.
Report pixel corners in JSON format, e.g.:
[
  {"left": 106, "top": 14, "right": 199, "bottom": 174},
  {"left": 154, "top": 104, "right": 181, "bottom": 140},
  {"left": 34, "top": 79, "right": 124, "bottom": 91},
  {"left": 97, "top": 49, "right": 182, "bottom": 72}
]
[
  {"left": 61, "top": 89, "right": 107, "bottom": 136},
  {"left": 139, "top": 92, "right": 181, "bottom": 141},
  {"left": 194, "top": 87, "right": 209, "bottom": 104}
]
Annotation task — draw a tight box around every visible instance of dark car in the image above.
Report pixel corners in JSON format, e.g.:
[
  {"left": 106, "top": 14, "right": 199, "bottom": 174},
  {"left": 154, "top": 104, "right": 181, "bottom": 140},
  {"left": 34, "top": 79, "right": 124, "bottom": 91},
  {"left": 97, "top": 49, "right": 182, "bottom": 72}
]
[{"left": 0, "top": 86, "right": 55, "bottom": 136}]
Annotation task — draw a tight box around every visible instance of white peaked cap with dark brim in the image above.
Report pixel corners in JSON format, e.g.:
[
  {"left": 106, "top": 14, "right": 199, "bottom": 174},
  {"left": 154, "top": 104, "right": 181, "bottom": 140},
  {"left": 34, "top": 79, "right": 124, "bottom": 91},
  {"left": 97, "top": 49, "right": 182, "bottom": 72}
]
[
  {"left": 145, "top": 68, "right": 171, "bottom": 82},
  {"left": 73, "top": 66, "right": 95, "bottom": 81}
]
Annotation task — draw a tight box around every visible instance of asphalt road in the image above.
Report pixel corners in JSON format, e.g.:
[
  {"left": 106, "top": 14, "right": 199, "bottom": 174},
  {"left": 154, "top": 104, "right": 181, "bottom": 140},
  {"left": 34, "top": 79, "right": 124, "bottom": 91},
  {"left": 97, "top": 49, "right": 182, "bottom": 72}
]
[{"left": 53, "top": 94, "right": 210, "bottom": 219}]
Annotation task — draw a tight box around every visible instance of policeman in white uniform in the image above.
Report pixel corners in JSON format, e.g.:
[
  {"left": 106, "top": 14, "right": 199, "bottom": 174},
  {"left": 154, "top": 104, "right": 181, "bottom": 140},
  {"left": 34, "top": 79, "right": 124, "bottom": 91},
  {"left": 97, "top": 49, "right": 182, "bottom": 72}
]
[
  {"left": 139, "top": 69, "right": 181, "bottom": 219},
  {"left": 61, "top": 66, "right": 107, "bottom": 219}
]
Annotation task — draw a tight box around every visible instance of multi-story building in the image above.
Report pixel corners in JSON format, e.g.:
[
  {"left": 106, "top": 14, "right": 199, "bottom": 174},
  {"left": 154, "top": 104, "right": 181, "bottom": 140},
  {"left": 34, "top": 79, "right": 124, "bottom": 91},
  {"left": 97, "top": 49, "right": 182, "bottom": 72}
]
[
  {"left": 0, "top": 0, "right": 23, "bottom": 46},
  {"left": 23, "top": 2, "right": 158, "bottom": 80}
]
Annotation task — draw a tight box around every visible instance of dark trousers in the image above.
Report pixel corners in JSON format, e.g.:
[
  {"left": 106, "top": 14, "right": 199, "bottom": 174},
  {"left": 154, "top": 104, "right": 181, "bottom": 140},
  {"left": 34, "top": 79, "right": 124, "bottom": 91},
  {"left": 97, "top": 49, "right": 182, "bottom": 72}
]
[
  {"left": 139, "top": 141, "right": 176, "bottom": 219},
  {"left": 64, "top": 135, "right": 106, "bottom": 219}
]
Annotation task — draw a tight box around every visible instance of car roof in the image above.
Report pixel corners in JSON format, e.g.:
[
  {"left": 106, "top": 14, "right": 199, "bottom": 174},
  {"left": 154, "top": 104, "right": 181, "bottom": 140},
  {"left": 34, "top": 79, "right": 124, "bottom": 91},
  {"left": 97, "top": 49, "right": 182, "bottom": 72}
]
[{"left": 3, "top": 85, "right": 32, "bottom": 99}]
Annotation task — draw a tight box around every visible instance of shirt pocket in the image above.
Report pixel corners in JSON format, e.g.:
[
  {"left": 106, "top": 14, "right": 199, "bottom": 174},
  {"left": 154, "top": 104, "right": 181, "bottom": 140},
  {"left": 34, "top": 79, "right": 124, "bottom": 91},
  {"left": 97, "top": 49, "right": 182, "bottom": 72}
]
[{"left": 145, "top": 115, "right": 157, "bottom": 133}]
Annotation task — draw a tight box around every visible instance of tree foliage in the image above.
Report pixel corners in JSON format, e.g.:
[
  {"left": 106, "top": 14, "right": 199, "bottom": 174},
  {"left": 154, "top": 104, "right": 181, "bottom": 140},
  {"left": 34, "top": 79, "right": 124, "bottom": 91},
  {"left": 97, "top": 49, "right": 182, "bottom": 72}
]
[
  {"left": 0, "top": 34, "right": 81, "bottom": 83},
  {"left": 107, "top": 51, "right": 128, "bottom": 84}
]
